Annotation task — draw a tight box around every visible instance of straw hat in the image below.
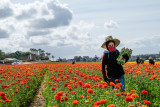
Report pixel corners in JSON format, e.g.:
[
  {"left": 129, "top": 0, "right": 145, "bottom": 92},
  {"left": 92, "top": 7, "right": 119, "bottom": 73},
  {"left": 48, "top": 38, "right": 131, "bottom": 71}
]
[
  {"left": 101, "top": 36, "right": 120, "bottom": 49},
  {"left": 149, "top": 57, "right": 152, "bottom": 59}
]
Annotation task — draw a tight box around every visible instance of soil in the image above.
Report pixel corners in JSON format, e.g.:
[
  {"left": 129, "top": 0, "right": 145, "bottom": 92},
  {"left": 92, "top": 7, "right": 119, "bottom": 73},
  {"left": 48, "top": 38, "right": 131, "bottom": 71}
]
[{"left": 29, "top": 73, "right": 47, "bottom": 107}]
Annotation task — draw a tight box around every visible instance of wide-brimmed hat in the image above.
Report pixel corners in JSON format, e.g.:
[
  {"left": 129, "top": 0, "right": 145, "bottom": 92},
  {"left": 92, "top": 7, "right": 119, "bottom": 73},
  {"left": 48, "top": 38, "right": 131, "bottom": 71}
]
[
  {"left": 149, "top": 57, "right": 152, "bottom": 59},
  {"left": 101, "top": 36, "right": 120, "bottom": 49}
]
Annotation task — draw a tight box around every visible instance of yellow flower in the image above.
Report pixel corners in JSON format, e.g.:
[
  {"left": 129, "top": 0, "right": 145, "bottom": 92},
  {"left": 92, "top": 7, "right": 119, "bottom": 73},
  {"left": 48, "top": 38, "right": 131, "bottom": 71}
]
[
  {"left": 105, "top": 91, "right": 109, "bottom": 94},
  {"left": 85, "top": 100, "right": 89, "bottom": 103},
  {"left": 10, "top": 89, "right": 12, "bottom": 91},
  {"left": 113, "top": 89, "right": 117, "bottom": 92}
]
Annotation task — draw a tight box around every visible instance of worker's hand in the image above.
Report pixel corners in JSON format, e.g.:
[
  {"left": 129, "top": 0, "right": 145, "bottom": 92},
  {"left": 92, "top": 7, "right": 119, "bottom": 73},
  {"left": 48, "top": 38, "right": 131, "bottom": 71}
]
[{"left": 122, "top": 54, "right": 129, "bottom": 62}]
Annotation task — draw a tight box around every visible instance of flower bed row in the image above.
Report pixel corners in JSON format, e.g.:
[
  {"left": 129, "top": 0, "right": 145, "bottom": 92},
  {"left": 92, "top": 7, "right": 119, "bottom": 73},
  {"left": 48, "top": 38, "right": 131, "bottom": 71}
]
[
  {"left": 0, "top": 64, "right": 47, "bottom": 107},
  {"left": 43, "top": 63, "right": 160, "bottom": 107}
]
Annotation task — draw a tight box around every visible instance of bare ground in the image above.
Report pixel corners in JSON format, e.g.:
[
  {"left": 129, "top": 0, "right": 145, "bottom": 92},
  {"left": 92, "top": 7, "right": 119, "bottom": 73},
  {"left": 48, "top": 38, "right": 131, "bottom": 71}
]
[{"left": 29, "top": 73, "right": 47, "bottom": 107}]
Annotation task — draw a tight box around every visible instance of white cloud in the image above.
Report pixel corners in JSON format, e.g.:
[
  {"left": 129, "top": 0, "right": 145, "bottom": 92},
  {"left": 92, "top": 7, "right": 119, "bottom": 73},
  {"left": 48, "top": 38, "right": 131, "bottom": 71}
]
[
  {"left": 0, "top": 0, "right": 74, "bottom": 53},
  {"left": 104, "top": 20, "right": 119, "bottom": 30},
  {"left": 122, "top": 36, "right": 160, "bottom": 55}
]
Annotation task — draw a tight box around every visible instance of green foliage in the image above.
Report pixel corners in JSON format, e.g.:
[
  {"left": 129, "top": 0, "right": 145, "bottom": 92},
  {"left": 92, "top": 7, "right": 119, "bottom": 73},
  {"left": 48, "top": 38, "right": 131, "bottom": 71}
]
[{"left": 117, "top": 47, "right": 132, "bottom": 65}]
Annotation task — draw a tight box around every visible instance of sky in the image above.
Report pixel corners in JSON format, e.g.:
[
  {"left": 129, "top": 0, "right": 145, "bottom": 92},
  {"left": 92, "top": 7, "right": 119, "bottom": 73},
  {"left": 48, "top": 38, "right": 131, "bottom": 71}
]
[{"left": 0, "top": 0, "right": 160, "bottom": 59}]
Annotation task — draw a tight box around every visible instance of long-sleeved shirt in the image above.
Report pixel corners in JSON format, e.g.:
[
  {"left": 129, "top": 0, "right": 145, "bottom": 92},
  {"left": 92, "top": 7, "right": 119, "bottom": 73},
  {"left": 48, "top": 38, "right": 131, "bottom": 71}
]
[{"left": 102, "top": 49, "right": 129, "bottom": 82}]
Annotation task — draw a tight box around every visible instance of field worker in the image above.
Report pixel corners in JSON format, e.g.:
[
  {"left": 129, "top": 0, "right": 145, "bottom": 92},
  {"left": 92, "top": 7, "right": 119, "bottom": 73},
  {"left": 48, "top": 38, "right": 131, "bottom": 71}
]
[
  {"left": 136, "top": 56, "right": 140, "bottom": 64},
  {"left": 101, "top": 36, "right": 129, "bottom": 92},
  {"left": 149, "top": 57, "right": 155, "bottom": 65}
]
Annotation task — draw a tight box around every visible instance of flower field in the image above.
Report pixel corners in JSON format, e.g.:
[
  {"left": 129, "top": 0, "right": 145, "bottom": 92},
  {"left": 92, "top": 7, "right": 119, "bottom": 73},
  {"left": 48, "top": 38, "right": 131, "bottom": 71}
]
[
  {"left": 0, "top": 64, "right": 47, "bottom": 107},
  {"left": 0, "top": 62, "right": 160, "bottom": 107}
]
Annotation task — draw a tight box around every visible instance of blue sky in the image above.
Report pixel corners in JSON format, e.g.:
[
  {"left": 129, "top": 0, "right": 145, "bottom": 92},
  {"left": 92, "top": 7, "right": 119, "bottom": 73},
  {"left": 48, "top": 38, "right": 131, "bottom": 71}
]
[{"left": 0, "top": 0, "right": 160, "bottom": 59}]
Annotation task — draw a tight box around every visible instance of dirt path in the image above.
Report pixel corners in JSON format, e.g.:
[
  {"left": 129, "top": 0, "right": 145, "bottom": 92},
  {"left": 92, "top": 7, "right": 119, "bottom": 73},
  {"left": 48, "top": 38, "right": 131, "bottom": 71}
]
[
  {"left": 29, "top": 73, "right": 47, "bottom": 107},
  {"left": 21, "top": 62, "right": 39, "bottom": 64}
]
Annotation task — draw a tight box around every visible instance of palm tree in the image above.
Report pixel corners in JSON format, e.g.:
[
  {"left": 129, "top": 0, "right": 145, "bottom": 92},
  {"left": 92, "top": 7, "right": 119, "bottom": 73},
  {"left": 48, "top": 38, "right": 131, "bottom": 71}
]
[{"left": 46, "top": 52, "right": 51, "bottom": 58}]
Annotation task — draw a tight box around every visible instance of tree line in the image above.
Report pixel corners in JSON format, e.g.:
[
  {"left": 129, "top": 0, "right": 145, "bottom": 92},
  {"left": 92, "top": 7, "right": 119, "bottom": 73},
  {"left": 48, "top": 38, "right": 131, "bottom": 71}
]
[{"left": 0, "top": 48, "right": 54, "bottom": 61}]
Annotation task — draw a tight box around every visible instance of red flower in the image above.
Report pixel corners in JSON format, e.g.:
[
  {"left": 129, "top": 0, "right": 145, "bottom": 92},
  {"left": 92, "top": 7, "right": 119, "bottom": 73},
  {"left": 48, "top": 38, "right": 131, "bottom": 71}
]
[
  {"left": 60, "top": 98, "right": 64, "bottom": 102},
  {"left": 108, "top": 104, "right": 115, "bottom": 107},
  {"left": 0, "top": 92, "right": 5, "bottom": 96},
  {"left": 141, "top": 90, "right": 148, "bottom": 95},
  {"left": 83, "top": 83, "right": 91, "bottom": 88},
  {"left": 72, "top": 100, "right": 79, "bottom": 105},
  {"left": 114, "top": 85, "right": 120, "bottom": 89},
  {"left": 80, "top": 96, "right": 84, "bottom": 98},
  {"left": 72, "top": 91, "right": 76, "bottom": 94},
  {"left": 125, "top": 96, "right": 133, "bottom": 102},
  {"left": 99, "top": 99, "right": 107, "bottom": 104},
  {"left": 26, "top": 86, "right": 29, "bottom": 88},
  {"left": 77, "top": 81, "right": 83, "bottom": 86},
  {"left": 94, "top": 101, "right": 101, "bottom": 106},
  {"left": 55, "top": 95, "right": 61, "bottom": 100},
  {"left": 3, "top": 99, "right": 12, "bottom": 103},
  {"left": 143, "top": 100, "right": 151, "bottom": 105},
  {"left": 51, "top": 87, "right": 56, "bottom": 91},
  {"left": 56, "top": 92, "right": 63, "bottom": 96},
  {"left": 64, "top": 83, "right": 68, "bottom": 87},
  {"left": 64, "top": 96, "right": 68, "bottom": 101},
  {"left": 1, "top": 96, "right": 8, "bottom": 100},
  {"left": 87, "top": 89, "right": 93, "bottom": 94}
]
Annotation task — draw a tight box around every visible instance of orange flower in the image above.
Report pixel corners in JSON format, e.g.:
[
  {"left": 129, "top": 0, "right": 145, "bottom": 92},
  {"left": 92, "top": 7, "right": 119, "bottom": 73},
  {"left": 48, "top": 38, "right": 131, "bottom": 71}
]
[
  {"left": 131, "top": 94, "right": 135, "bottom": 98},
  {"left": 115, "top": 79, "right": 119, "bottom": 82},
  {"left": 108, "top": 104, "right": 115, "bottom": 107},
  {"left": 87, "top": 89, "right": 93, "bottom": 94},
  {"left": 132, "top": 75, "right": 136, "bottom": 79},
  {"left": 72, "top": 100, "right": 79, "bottom": 105},
  {"left": 48, "top": 82, "right": 52, "bottom": 84},
  {"left": 109, "top": 82, "right": 115, "bottom": 86},
  {"left": 117, "top": 83, "right": 122, "bottom": 87},
  {"left": 130, "top": 90, "right": 135, "bottom": 93},
  {"left": 137, "top": 102, "right": 140, "bottom": 104},
  {"left": 135, "top": 94, "right": 139, "bottom": 98},
  {"left": 115, "top": 93, "right": 121, "bottom": 96},
  {"left": 85, "top": 96, "right": 89, "bottom": 99},
  {"left": 64, "top": 92, "right": 68, "bottom": 96},
  {"left": 141, "top": 105, "right": 147, "bottom": 107}
]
